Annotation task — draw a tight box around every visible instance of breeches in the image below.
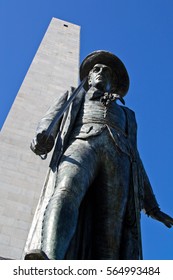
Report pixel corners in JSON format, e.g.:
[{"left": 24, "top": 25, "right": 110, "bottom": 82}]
[{"left": 42, "top": 129, "right": 131, "bottom": 259}]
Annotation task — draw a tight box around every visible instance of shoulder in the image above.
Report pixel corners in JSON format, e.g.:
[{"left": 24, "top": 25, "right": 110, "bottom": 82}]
[
  {"left": 121, "top": 105, "right": 135, "bottom": 114},
  {"left": 120, "top": 105, "right": 138, "bottom": 136},
  {"left": 120, "top": 105, "right": 136, "bottom": 120}
]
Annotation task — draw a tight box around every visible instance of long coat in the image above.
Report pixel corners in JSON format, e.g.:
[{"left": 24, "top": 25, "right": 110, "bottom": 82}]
[{"left": 23, "top": 87, "right": 159, "bottom": 259}]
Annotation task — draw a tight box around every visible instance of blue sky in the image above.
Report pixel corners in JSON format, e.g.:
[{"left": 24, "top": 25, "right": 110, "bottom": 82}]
[{"left": 0, "top": 0, "right": 173, "bottom": 259}]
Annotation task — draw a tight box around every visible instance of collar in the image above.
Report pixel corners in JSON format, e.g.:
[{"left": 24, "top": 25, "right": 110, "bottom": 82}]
[
  {"left": 87, "top": 86, "right": 125, "bottom": 105},
  {"left": 87, "top": 86, "right": 104, "bottom": 100}
]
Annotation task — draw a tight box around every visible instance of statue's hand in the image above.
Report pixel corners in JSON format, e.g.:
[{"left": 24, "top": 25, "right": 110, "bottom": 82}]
[
  {"left": 30, "top": 131, "right": 55, "bottom": 156},
  {"left": 149, "top": 207, "right": 173, "bottom": 228}
]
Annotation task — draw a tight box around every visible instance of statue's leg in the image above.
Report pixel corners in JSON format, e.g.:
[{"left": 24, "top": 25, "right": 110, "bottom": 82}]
[
  {"left": 92, "top": 131, "right": 131, "bottom": 259},
  {"left": 41, "top": 138, "right": 99, "bottom": 259}
]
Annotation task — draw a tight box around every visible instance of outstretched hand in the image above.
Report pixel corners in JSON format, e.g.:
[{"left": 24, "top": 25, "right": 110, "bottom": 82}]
[{"left": 149, "top": 208, "right": 173, "bottom": 228}]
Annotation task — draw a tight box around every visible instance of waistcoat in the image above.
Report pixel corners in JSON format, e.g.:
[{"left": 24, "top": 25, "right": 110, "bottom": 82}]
[{"left": 71, "top": 92, "right": 131, "bottom": 156}]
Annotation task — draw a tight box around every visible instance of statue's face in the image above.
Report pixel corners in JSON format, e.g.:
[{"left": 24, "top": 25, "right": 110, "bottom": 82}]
[{"left": 88, "top": 64, "right": 112, "bottom": 91}]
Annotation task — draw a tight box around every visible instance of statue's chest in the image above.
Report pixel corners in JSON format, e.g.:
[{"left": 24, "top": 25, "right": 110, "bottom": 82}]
[{"left": 79, "top": 99, "right": 127, "bottom": 133}]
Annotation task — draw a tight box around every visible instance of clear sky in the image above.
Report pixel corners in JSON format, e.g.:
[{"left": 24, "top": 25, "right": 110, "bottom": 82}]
[{"left": 0, "top": 0, "right": 173, "bottom": 260}]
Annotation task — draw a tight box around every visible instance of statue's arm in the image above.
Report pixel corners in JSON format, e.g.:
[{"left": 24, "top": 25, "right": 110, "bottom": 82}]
[
  {"left": 139, "top": 156, "right": 173, "bottom": 228},
  {"left": 138, "top": 156, "right": 159, "bottom": 212},
  {"left": 129, "top": 108, "right": 173, "bottom": 228},
  {"left": 31, "top": 91, "right": 68, "bottom": 156},
  {"left": 36, "top": 91, "right": 69, "bottom": 136}
]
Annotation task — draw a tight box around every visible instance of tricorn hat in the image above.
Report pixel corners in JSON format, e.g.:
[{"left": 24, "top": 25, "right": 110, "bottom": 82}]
[{"left": 80, "top": 50, "right": 129, "bottom": 97}]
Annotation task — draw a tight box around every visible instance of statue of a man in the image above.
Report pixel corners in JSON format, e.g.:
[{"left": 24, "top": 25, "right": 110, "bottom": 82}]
[{"left": 25, "top": 50, "right": 173, "bottom": 260}]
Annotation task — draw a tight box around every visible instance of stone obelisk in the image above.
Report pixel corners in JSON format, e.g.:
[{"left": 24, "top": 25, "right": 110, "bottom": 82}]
[{"left": 0, "top": 18, "right": 80, "bottom": 259}]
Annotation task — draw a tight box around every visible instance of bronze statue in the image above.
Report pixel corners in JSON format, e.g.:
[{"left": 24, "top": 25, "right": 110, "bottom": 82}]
[{"left": 24, "top": 50, "right": 173, "bottom": 260}]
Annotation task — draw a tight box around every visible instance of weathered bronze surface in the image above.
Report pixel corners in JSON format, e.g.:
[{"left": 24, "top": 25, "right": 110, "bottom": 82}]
[{"left": 25, "top": 50, "right": 173, "bottom": 260}]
